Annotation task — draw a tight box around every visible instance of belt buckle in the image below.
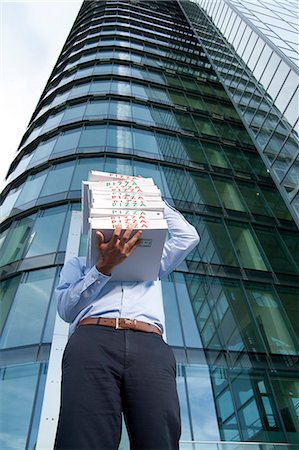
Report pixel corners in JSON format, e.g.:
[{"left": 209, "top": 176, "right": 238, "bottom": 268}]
[
  {"left": 115, "top": 318, "right": 136, "bottom": 329},
  {"left": 115, "top": 318, "right": 124, "bottom": 329}
]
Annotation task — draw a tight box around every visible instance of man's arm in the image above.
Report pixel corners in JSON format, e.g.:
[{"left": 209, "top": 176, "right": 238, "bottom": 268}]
[
  {"left": 159, "top": 202, "right": 200, "bottom": 278},
  {"left": 56, "top": 224, "right": 142, "bottom": 322}
]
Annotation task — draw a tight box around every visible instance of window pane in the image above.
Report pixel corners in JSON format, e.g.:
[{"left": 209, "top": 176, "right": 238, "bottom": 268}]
[
  {"left": 53, "top": 128, "right": 81, "bottom": 154},
  {"left": 0, "top": 215, "right": 35, "bottom": 266},
  {"left": 24, "top": 206, "right": 67, "bottom": 258},
  {"left": 31, "top": 138, "right": 56, "bottom": 163},
  {"left": 193, "top": 174, "right": 220, "bottom": 207},
  {"left": 228, "top": 223, "right": 268, "bottom": 271},
  {"left": 70, "top": 158, "right": 105, "bottom": 190},
  {"left": 246, "top": 283, "right": 298, "bottom": 355},
  {"left": 203, "top": 142, "right": 230, "bottom": 169},
  {"left": 133, "top": 129, "right": 160, "bottom": 154},
  {"left": 255, "top": 228, "right": 298, "bottom": 275},
  {"left": 0, "top": 364, "right": 40, "bottom": 449},
  {"left": 104, "top": 157, "right": 133, "bottom": 175},
  {"left": 79, "top": 125, "right": 107, "bottom": 148},
  {"left": 214, "top": 178, "right": 247, "bottom": 211},
  {"left": 0, "top": 268, "right": 56, "bottom": 348},
  {"left": 14, "top": 171, "right": 47, "bottom": 207},
  {"left": 63, "top": 103, "right": 86, "bottom": 122},
  {"left": 85, "top": 100, "right": 109, "bottom": 118},
  {"left": 181, "top": 137, "right": 207, "bottom": 164},
  {"left": 161, "top": 277, "right": 184, "bottom": 346},
  {"left": 107, "top": 125, "right": 133, "bottom": 149},
  {"left": 0, "top": 275, "right": 21, "bottom": 334},
  {"left": 186, "top": 366, "right": 220, "bottom": 440},
  {"left": 203, "top": 219, "right": 238, "bottom": 266},
  {"left": 40, "top": 162, "right": 74, "bottom": 196}
]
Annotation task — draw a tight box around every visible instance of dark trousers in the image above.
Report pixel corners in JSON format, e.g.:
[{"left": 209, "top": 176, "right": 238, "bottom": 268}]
[{"left": 54, "top": 325, "right": 181, "bottom": 450}]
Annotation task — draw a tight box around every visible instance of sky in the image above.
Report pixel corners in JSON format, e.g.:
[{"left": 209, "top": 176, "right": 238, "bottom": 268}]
[{"left": 0, "top": 0, "right": 82, "bottom": 192}]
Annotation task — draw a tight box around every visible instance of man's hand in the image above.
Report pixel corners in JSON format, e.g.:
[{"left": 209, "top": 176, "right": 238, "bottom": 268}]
[{"left": 95, "top": 224, "right": 142, "bottom": 276}]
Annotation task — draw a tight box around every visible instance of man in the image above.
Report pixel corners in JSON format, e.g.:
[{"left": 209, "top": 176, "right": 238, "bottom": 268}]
[{"left": 54, "top": 201, "right": 199, "bottom": 449}]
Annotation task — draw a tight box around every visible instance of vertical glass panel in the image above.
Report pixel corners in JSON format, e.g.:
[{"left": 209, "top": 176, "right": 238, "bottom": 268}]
[
  {"left": 271, "top": 373, "right": 299, "bottom": 439},
  {"left": 202, "top": 218, "right": 238, "bottom": 266},
  {"left": 31, "top": 138, "right": 56, "bottom": 163},
  {"left": 70, "top": 157, "right": 105, "bottom": 190},
  {"left": 203, "top": 142, "right": 230, "bottom": 169},
  {"left": 246, "top": 283, "right": 298, "bottom": 355},
  {"left": 0, "top": 215, "right": 35, "bottom": 266},
  {"left": 224, "top": 147, "right": 251, "bottom": 172},
  {"left": 14, "top": 170, "right": 47, "bottom": 207},
  {"left": 227, "top": 222, "right": 268, "bottom": 271},
  {"left": 0, "top": 268, "right": 56, "bottom": 348},
  {"left": 164, "top": 168, "right": 198, "bottom": 203},
  {"left": 214, "top": 178, "right": 247, "bottom": 212},
  {"left": 132, "top": 104, "right": 154, "bottom": 124},
  {"left": 173, "top": 273, "right": 202, "bottom": 348},
  {"left": 254, "top": 227, "right": 298, "bottom": 275},
  {"left": 8, "top": 153, "right": 33, "bottom": 181},
  {"left": 0, "top": 275, "right": 21, "bottom": 335},
  {"left": 85, "top": 100, "right": 109, "bottom": 118},
  {"left": 258, "top": 186, "right": 292, "bottom": 220},
  {"left": 0, "top": 186, "right": 22, "bottom": 222},
  {"left": 24, "top": 206, "right": 67, "bottom": 258},
  {"left": 192, "top": 173, "right": 220, "bottom": 207},
  {"left": 79, "top": 125, "right": 107, "bottom": 148},
  {"left": 0, "top": 364, "right": 40, "bottom": 450},
  {"left": 69, "top": 82, "right": 90, "bottom": 98},
  {"left": 176, "top": 112, "right": 197, "bottom": 132},
  {"left": 111, "top": 80, "right": 131, "bottom": 96},
  {"left": 133, "top": 161, "right": 171, "bottom": 198},
  {"left": 237, "top": 183, "right": 272, "bottom": 217},
  {"left": 161, "top": 277, "right": 184, "bottom": 346},
  {"left": 62, "top": 103, "right": 86, "bottom": 122},
  {"left": 133, "top": 129, "right": 160, "bottom": 154},
  {"left": 193, "top": 116, "right": 217, "bottom": 136},
  {"left": 40, "top": 162, "right": 74, "bottom": 196},
  {"left": 52, "top": 128, "right": 81, "bottom": 155},
  {"left": 107, "top": 125, "right": 133, "bottom": 149},
  {"left": 131, "top": 83, "right": 147, "bottom": 99},
  {"left": 181, "top": 137, "right": 207, "bottom": 164},
  {"left": 186, "top": 365, "right": 220, "bottom": 441},
  {"left": 214, "top": 278, "right": 264, "bottom": 353},
  {"left": 156, "top": 134, "right": 186, "bottom": 161},
  {"left": 187, "top": 95, "right": 205, "bottom": 111},
  {"left": 276, "top": 286, "right": 299, "bottom": 341},
  {"left": 104, "top": 157, "right": 133, "bottom": 175},
  {"left": 42, "top": 111, "right": 64, "bottom": 133},
  {"left": 90, "top": 79, "right": 111, "bottom": 93},
  {"left": 176, "top": 371, "right": 192, "bottom": 440},
  {"left": 110, "top": 100, "right": 132, "bottom": 120}
]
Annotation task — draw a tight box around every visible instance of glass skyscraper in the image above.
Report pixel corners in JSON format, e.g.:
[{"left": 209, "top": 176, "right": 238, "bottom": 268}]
[
  {"left": 180, "top": 0, "right": 299, "bottom": 226},
  {"left": 0, "top": 1, "right": 298, "bottom": 449}
]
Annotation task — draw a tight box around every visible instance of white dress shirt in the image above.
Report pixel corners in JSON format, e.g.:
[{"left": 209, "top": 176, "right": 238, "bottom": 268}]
[{"left": 56, "top": 202, "right": 200, "bottom": 335}]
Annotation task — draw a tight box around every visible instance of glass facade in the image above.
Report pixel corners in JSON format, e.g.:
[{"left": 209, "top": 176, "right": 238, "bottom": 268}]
[
  {"left": 180, "top": 0, "right": 299, "bottom": 227},
  {"left": 0, "top": 1, "right": 298, "bottom": 449}
]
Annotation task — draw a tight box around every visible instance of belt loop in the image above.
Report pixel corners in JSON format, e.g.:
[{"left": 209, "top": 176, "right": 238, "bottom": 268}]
[{"left": 96, "top": 317, "right": 101, "bottom": 325}]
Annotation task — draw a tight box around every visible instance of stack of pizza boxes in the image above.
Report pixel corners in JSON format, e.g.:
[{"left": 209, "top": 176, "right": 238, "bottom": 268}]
[{"left": 83, "top": 171, "right": 168, "bottom": 281}]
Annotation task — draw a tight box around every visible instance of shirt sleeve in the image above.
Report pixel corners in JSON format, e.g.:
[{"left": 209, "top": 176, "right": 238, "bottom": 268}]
[
  {"left": 55, "top": 256, "right": 111, "bottom": 323},
  {"left": 159, "top": 202, "right": 200, "bottom": 279}
]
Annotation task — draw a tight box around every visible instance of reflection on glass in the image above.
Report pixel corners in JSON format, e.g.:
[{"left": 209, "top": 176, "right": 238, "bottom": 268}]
[
  {"left": 246, "top": 283, "right": 298, "bottom": 355},
  {"left": 0, "top": 364, "right": 40, "bottom": 450},
  {"left": 186, "top": 365, "right": 220, "bottom": 440},
  {"left": 0, "top": 267, "right": 56, "bottom": 348},
  {"left": 0, "top": 215, "right": 35, "bottom": 266},
  {"left": 24, "top": 206, "right": 67, "bottom": 258}
]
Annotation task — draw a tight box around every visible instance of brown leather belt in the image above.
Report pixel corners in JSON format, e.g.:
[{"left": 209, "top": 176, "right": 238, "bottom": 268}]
[{"left": 79, "top": 317, "right": 162, "bottom": 336}]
